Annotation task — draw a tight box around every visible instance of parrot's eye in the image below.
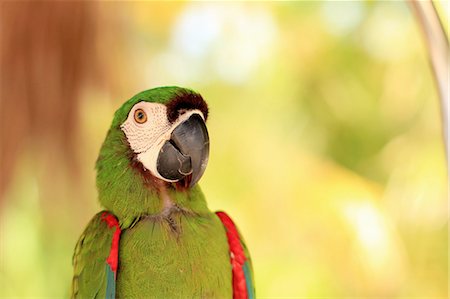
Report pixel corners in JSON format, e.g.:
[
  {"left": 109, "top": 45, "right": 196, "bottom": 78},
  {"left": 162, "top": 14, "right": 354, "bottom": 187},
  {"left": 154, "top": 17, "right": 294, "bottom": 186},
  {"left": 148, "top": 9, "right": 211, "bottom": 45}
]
[{"left": 134, "top": 109, "right": 147, "bottom": 124}]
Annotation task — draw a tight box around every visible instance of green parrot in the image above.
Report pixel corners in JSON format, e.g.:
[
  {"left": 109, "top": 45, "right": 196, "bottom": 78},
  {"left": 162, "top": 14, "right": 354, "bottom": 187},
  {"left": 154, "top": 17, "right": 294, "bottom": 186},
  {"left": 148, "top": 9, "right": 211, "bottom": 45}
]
[{"left": 71, "top": 86, "right": 254, "bottom": 299}]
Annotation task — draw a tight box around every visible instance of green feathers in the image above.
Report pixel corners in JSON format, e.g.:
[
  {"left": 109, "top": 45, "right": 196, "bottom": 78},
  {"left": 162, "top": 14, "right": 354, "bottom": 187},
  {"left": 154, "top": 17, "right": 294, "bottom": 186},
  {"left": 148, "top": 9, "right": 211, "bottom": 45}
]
[
  {"left": 95, "top": 86, "right": 202, "bottom": 224},
  {"left": 72, "top": 87, "right": 253, "bottom": 298},
  {"left": 116, "top": 209, "right": 232, "bottom": 298},
  {"left": 108, "top": 86, "right": 196, "bottom": 128},
  {"left": 72, "top": 212, "right": 116, "bottom": 298}
]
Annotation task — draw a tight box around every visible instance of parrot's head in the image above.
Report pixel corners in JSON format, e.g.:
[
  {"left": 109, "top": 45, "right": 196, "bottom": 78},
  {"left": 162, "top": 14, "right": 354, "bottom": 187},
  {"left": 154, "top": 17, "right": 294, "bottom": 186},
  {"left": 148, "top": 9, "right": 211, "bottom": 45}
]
[{"left": 96, "top": 86, "right": 210, "bottom": 220}]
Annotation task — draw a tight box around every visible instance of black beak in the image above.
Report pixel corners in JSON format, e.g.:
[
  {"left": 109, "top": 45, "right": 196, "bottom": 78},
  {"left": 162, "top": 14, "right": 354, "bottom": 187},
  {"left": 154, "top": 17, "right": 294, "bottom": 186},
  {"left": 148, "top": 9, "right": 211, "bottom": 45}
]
[{"left": 157, "top": 114, "right": 209, "bottom": 187}]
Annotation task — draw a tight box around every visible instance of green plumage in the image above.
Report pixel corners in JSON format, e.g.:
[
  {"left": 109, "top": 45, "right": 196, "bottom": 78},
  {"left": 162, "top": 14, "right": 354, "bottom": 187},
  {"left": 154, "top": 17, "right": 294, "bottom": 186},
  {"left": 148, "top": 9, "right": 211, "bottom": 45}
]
[
  {"left": 72, "top": 87, "right": 251, "bottom": 298},
  {"left": 72, "top": 212, "right": 115, "bottom": 298},
  {"left": 117, "top": 201, "right": 232, "bottom": 297}
]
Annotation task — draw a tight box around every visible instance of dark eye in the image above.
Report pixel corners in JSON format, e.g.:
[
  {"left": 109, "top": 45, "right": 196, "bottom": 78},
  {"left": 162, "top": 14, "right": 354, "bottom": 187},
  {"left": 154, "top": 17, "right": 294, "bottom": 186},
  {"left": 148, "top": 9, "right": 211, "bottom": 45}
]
[
  {"left": 178, "top": 109, "right": 187, "bottom": 116},
  {"left": 134, "top": 108, "right": 147, "bottom": 124}
]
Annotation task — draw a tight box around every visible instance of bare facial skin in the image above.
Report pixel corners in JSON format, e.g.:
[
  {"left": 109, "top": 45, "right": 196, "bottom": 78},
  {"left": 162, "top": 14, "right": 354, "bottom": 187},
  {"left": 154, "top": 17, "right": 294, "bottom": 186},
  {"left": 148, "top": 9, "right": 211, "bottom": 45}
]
[{"left": 120, "top": 102, "right": 204, "bottom": 182}]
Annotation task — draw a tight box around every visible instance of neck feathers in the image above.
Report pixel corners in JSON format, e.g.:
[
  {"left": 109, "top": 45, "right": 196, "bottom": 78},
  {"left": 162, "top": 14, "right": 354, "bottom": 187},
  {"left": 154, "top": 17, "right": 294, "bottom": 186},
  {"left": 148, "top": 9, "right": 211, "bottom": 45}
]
[{"left": 96, "top": 127, "right": 209, "bottom": 227}]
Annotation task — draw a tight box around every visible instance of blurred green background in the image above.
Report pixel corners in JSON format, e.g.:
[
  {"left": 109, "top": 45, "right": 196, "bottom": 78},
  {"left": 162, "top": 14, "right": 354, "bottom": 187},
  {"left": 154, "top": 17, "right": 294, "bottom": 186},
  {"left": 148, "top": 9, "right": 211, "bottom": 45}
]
[{"left": 0, "top": 1, "right": 448, "bottom": 298}]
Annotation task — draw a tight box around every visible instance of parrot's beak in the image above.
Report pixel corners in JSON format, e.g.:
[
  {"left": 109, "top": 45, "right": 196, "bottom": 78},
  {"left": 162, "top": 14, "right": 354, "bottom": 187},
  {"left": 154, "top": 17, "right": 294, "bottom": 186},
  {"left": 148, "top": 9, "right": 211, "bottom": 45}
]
[{"left": 156, "top": 114, "right": 209, "bottom": 188}]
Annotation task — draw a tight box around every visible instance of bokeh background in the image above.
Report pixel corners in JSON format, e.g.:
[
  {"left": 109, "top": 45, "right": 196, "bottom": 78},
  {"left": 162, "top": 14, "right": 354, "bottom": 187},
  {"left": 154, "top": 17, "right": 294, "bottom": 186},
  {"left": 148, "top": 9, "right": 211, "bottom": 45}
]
[{"left": 0, "top": 1, "right": 448, "bottom": 298}]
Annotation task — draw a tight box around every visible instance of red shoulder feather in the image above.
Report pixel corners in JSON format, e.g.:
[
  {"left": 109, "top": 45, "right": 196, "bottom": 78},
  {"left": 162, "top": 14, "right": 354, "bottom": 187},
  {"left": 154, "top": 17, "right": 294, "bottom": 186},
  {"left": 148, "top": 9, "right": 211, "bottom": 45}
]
[{"left": 216, "top": 211, "right": 253, "bottom": 299}]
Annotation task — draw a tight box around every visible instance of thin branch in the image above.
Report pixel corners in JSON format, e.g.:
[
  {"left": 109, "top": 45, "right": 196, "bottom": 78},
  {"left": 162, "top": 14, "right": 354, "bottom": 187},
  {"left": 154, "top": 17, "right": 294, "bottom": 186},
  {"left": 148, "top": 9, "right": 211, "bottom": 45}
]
[{"left": 409, "top": 0, "right": 449, "bottom": 163}]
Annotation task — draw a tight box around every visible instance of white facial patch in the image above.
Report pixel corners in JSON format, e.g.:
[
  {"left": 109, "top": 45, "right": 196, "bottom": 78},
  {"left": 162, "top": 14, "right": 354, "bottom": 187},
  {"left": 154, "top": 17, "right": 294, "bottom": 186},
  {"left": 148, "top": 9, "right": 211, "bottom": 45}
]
[{"left": 120, "top": 101, "right": 204, "bottom": 182}]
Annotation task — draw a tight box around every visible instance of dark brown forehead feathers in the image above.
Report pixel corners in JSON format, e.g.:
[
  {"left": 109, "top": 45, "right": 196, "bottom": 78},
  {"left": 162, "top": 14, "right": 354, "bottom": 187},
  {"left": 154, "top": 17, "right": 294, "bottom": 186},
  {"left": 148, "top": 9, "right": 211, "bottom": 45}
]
[{"left": 166, "top": 90, "right": 209, "bottom": 123}]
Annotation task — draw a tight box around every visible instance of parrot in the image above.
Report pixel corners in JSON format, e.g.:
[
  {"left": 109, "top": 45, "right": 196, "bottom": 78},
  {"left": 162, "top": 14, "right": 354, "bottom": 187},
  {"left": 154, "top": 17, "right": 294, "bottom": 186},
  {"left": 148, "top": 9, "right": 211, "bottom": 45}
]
[{"left": 71, "top": 86, "right": 255, "bottom": 299}]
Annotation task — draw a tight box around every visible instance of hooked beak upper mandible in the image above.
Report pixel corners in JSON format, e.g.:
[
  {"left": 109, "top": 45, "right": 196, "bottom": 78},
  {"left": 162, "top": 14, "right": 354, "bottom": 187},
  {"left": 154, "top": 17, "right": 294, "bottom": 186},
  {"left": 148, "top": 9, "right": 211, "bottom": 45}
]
[{"left": 156, "top": 114, "right": 209, "bottom": 187}]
